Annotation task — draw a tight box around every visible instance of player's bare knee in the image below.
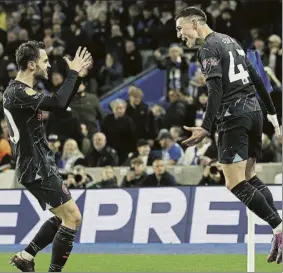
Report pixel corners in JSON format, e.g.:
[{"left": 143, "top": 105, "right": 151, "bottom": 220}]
[
  {"left": 222, "top": 161, "right": 247, "bottom": 191},
  {"left": 62, "top": 208, "right": 82, "bottom": 229}
]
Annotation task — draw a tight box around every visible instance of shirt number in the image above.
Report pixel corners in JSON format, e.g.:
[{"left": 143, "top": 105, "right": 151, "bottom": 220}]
[
  {"left": 4, "top": 108, "right": 20, "bottom": 144},
  {"left": 228, "top": 49, "right": 249, "bottom": 85}
]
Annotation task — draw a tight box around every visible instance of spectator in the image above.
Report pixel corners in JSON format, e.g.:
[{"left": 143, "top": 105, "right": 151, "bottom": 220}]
[
  {"left": 158, "top": 6, "right": 177, "bottom": 47},
  {"left": 122, "top": 40, "right": 142, "bottom": 78},
  {"left": 195, "top": 89, "right": 208, "bottom": 127},
  {"left": 198, "top": 160, "right": 225, "bottom": 186},
  {"left": 215, "top": 8, "right": 237, "bottom": 40},
  {"left": 126, "top": 86, "right": 155, "bottom": 141},
  {"left": 169, "top": 126, "right": 186, "bottom": 151},
  {"left": 151, "top": 104, "right": 165, "bottom": 136},
  {"left": 188, "top": 67, "right": 207, "bottom": 99},
  {"left": 163, "top": 90, "right": 196, "bottom": 129},
  {"left": 65, "top": 165, "right": 93, "bottom": 189},
  {"left": 98, "top": 52, "right": 123, "bottom": 96},
  {"left": 154, "top": 44, "right": 189, "bottom": 94},
  {"left": 0, "top": 133, "right": 12, "bottom": 166},
  {"left": 133, "top": 4, "right": 160, "bottom": 50},
  {"left": 85, "top": 132, "right": 119, "bottom": 167},
  {"left": 263, "top": 34, "right": 282, "bottom": 82},
  {"left": 45, "top": 107, "right": 83, "bottom": 150},
  {"left": 142, "top": 158, "right": 178, "bottom": 187},
  {"left": 124, "top": 139, "right": 156, "bottom": 166},
  {"left": 272, "top": 134, "right": 282, "bottom": 162},
  {"left": 121, "top": 157, "right": 148, "bottom": 187},
  {"left": 61, "top": 139, "right": 84, "bottom": 172},
  {"left": 47, "top": 134, "right": 62, "bottom": 168},
  {"left": 158, "top": 131, "right": 184, "bottom": 165},
  {"left": 181, "top": 137, "right": 212, "bottom": 166},
  {"left": 274, "top": 173, "right": 282, "bottom": 184},
  {"left": 101, "top": 99, "right": 137, "bottom": 165},
  {"left": 70, "top": 82, "right": 104, "bottom": 138},
  {"left": 87, "top": 166, "right": 119, "bottom": 189},
  {"left": 43, "top": 35, "right": 54, "bottom": 56},
  {"left": 49, "top": 41, "right": 67, "bottom": 76},
  {"left": 259, "top": 133, "right": 277, "bottom": 163},
  {"left": 86, "top": 0, "right": 108, "bottom": 22},
  {"left": 126, "top": 4, "right": 139, "bottom": 38},
  {"left": 0, "top": 119, "right": 9, "bottom": 141},
  {"left": 107, "top": 24, "right": 125, "bottom": 60}
]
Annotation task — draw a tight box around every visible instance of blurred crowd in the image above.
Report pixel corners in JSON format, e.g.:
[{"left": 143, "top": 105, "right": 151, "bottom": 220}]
[{"left": 0, "top": 0, "right": 281, "bottom": 188}]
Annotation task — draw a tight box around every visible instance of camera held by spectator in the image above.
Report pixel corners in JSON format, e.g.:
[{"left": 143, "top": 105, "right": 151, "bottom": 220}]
[
  {"left": 121, "top": 158, "right": 147, "bottom": 187},
  {"left": 65, "top": 165, "right": 92, "bottom": 189},
  {"left": 198, "top": 160, "right": 225, "bottom": 186}
]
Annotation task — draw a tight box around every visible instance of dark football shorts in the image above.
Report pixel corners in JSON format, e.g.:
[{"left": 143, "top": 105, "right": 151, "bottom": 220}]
[
  {"left": 216, "top": 111, "right": 263, "bottom": 164},
  {"left": 23, "top": 175, "right": 72, "bottom": 211}
]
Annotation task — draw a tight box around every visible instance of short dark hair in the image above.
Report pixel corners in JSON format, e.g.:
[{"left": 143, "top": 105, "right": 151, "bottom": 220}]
[
  {"left": 175, "top": 7, "right": 207, "bottom": 23},
  {"left": 15, "top": 41, "right": 45, "bottom": 71}
]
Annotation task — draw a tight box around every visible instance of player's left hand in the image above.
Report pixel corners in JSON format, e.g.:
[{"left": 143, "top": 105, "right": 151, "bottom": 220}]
[
  {"left": 267, "top": 114, "right": 282, "bottom": 140},
  {"left": 182, "top": 126, "right": 209, "bottom": 147},
  {"left": 78, "top": 57, "right": 93, "bottom": 78}
]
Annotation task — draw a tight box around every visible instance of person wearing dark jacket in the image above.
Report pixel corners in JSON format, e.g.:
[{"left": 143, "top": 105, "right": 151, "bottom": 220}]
[
  {"left": 125, "top": 86, "right": 156, "bottom": 140},
  {"left": 154, "top": 44, "right": 189, "bottom": 94},
  {"left": 101, "top": 99, "right": 137, "bottom": 165},
  {"left": 70, "top": 82, "right": 104, "bottom": 139},
  {"left": 85, "top": 132, "right": 119, "bottom": 167},
  {"left": 98, "top": 52, "right": 124, "bottom": 96},
  {"left": 141, "top": 158, "right": 178, "bottom": 187},
  {"left": 87, "top": 166, "right": 119, "bottom": 189},
  {"left": 45, "top": 107, "right": 83, "bottom": 150},
  {"left": 163, "top": 90, "right": 196, "bottom": 129},
  {"left": 122, "top": 40, "right": 142, "bottom": 78},
  {"left": 121, "top": 158, "right": 148, "bottom": 188},
  {"left": 123, "top": 139, "right": 156, "bottom": 166}
]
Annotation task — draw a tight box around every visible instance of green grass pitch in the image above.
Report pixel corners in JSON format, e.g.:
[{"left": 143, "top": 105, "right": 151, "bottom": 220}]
[{"left": 0, "top": 253, "right": 281, "bottom": 272}]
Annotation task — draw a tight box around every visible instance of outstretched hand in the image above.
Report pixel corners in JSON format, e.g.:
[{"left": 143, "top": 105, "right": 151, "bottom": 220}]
[
  {"left": 182, "top": 126, "right": 209, "bottom": 147},
  {"left": 63, "top": 47, "right": 92, "bottom": 76}
]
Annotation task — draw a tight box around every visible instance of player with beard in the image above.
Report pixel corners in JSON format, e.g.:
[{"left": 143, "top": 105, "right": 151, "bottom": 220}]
[
  {"left": 175, "top": 7, "right": 282, "bottom": 264},
  {"left": 3, "top": 41, "right": 92, "bottom": 271}
]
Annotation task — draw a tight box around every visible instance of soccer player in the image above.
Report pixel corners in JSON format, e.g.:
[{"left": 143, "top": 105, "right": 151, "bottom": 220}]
[
  {"left": 3, "top": 41, "right": 92, "bottom": 271},
  {"left": 175, "top": 7, "right": 282, "bottom": 264}
]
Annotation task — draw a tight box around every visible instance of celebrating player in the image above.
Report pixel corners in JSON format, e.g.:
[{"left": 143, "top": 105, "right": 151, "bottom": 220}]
[
  {"left": 175, "top": 7, "right": 282, "bottom": 263},
  {"left": 3, "top": 41, "right": 92, "bottom": 271}
]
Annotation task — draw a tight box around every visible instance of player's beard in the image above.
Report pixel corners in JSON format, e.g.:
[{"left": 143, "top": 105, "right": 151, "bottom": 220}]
[{"left": 34, "top": 65, "right": 48, "bottom": 81}]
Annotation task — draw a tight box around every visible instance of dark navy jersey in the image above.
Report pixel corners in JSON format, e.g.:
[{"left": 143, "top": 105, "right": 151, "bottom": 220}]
[
  {"left": 197, "top": 32, "right": 261, "bottom": 120},
  {"left": 3, "top": 70, "right": 79, "bottom": 184}
]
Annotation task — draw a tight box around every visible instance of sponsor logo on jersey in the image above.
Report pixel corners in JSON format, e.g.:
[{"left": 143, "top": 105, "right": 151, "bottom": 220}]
[{"left": 25, "top": 88, "right": 37, "bottom": 96}]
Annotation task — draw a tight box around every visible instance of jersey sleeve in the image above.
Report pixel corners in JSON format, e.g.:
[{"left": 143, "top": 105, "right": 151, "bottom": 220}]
[
  {"left": 198, "top": 43, "right": 222, "bottom": 80},
  {"left": 12, "top": 70, "right": 79, "bottom": 111}
]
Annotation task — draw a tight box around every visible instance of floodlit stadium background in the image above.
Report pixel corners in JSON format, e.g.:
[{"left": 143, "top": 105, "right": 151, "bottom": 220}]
[{"left": 0, "top": 0, "right": 282, "bottom": 272}]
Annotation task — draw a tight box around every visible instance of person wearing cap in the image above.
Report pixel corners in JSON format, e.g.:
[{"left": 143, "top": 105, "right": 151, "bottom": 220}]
[
  {"left": 123, "top": 139, "right": 156, "bottom": 166},
  {"left": 157, "top": 130, "right": 184, "bottom": 165},
  {"left": 121, "top": 157, "right": 148, "bottom": 188},
  {"left": 47, "top": 134, "right": 62, "bottom": 168}
]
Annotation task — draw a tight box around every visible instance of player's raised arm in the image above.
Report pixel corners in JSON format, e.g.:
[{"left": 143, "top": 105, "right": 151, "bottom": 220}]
[{"left": 38, "top": 47, "right": 92, "bottom": 111}]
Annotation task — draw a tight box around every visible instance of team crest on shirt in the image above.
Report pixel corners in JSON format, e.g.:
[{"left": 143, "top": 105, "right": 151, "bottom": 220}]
[
  {"left": 202, "top": 57, "right": 219, "bottom": 70},
  {"left": 25, "top": 87, "right": 37, "bottom": 96}
]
